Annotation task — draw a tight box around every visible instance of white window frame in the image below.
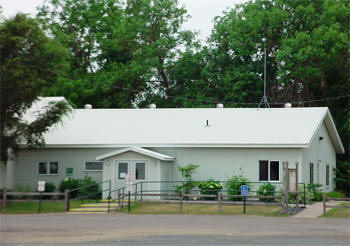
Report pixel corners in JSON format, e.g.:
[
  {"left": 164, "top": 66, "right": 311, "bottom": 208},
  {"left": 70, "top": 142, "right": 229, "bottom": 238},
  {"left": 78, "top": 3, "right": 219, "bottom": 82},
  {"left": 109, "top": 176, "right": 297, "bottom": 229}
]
[
  {"left": 259, "top": 160, "right": 280, "bottom": 182},
  {"left": 84, "top": 161, "right": 103, "bottom": 172},
  {"left": 37, "top": 161, "right": 59, "bottom": 175}
]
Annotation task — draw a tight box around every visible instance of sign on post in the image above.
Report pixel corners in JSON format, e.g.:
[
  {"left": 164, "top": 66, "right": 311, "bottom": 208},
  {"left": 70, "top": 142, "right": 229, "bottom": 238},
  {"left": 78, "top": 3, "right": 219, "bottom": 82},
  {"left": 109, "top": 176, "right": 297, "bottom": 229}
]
[
  {"left": 125, "top": 174, "right": 134, "bottom": 192},
  {"left": 241, "top": 185, "right": 248, "bottom": 196},
  {"left": 38, "top": 181, "right": 46, "bottom": 192},
  {"left": 241, "top": 185, "right": 248, "bottom": 214}
]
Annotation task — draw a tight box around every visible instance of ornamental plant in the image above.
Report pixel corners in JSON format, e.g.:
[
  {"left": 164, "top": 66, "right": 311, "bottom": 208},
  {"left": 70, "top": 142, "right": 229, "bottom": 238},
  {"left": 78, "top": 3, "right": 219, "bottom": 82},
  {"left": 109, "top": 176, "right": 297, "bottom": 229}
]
[
  {"left": 175, "top": 164, "right": 199, "bottom": 194},
  {"left": 226, "top": 169, "right": 251, "bottom": 201},
  {"left": 198, "top": 179, "right": 223, "bottom": 200},
  {"left": 257, "top": 183, "right": 276, "bottom": 202}
]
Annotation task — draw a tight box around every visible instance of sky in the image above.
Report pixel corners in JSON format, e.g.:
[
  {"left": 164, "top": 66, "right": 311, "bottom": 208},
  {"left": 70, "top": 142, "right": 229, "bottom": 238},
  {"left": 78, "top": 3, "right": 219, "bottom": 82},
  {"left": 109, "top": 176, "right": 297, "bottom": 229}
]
[{"left": 0, "top": 0, "right": 247, "bottom": 40}]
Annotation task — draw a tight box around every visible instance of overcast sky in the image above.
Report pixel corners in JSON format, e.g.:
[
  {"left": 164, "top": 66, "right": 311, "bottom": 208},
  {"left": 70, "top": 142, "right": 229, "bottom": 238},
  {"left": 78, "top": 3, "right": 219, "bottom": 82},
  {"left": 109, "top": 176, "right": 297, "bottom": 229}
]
[{"left": 1, "top": 0, "right": 247, "bottom": 40}]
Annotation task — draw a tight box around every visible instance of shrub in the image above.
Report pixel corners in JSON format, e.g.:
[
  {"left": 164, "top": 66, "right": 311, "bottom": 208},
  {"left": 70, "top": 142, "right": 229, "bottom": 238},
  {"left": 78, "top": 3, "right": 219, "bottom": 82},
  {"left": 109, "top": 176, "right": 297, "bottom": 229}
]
[
  {"left": 326, "top": 191, "right": 345, "bottom": 198},
  {"left": 226, "top": 171, "right": 251, "bottom": 201},
  {"left": 38, "top": 182, "right": 56, "bottom": 199},
  {"left": 307, "top": 184, "right": 323, "bottom": 201},
  {"left": 257, "top": 183, "right": 276, "bottom": 202},
  {"left": 79, "top": 177, "right": 101, "bottom": 199},
  {"left": 59, "top": 177, "right": 101, "bottom": 199},
  {"left": 59, "top": 178, "right": 80, "bottom": 198},
  {"left": 198, "top": 179, "right": 223, "bottom": 200}
]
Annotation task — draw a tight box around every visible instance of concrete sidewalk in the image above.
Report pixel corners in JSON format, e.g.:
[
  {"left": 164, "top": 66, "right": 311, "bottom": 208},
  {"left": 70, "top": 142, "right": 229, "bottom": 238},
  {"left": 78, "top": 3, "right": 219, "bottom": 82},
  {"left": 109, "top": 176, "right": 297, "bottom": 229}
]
[{"left": 293, "top": 201, "right": 340, "bottom": 218}]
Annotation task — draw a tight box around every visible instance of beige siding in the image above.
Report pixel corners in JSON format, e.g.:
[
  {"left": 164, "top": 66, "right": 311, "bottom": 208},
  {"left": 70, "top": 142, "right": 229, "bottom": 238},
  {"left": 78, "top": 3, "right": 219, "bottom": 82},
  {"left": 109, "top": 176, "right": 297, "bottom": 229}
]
[{"left": 301, "top": 123, "right": 336, "bottom": 191}]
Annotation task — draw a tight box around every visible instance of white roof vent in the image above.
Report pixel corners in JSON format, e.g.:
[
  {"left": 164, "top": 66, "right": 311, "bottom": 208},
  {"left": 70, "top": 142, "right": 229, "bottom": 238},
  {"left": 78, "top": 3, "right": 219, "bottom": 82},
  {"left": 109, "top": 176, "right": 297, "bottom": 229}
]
[
  {"left": 284, "top": 103, "right": 292, "bottom": 108},
  {"left": 149, "top": 104, "right": 156, "bottom": 109},
  {"left": 84, "top": 104, "right": 92, "bottom": 109},
  {"left": 216, "top": 103, "right": 224, "bottom": 108}
]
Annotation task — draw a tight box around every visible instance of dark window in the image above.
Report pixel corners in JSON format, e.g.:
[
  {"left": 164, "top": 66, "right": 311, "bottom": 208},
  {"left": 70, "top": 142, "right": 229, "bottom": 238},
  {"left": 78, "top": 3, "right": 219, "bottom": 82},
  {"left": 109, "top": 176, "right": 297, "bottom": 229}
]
[
  {"left": 270, "top": 161, "right": 279, "bottom": 181},
  {"left": 118, "top": 163, "right": 128, "bottom": 179},
  {"left": 85, "top": 162, "right": 103, "bottom": 171},
  {"left": 326, "top": 165, "right": 329, "bottom": 186},
  {"left": 310, "top": 163, "right": 314, "bottom": 184},
  {"left": 136, "top": 162, "right": 145, "bottom": 180},
  {"left": 38, "top": 162, "right": 58, "bottom": 174},
  {"left": 38, "top": 162, "right": 47, "bottom": 174},
  {"left": 259, "top": 161, "right": 268, "bottom": 181},
  {"left": 49, "top": 162, "right": 58, "bottom": 174}
]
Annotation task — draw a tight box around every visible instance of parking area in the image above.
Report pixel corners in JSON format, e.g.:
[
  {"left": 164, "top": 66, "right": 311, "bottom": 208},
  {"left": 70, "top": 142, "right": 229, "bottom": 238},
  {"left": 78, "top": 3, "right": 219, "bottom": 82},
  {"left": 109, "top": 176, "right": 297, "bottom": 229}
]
[{"left": 1, "top": 213, "right": 349, "bottom": 245}]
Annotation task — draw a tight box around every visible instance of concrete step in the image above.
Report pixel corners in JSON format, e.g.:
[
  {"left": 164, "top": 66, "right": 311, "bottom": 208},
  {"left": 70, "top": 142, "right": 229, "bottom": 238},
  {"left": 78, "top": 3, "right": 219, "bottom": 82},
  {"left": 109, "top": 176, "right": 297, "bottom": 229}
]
[
  {"left": 81, "top": 203, "right": 119, "bottom": 208},
  {"left": 69, "top": 207, "right": 110, "bottom": 212}
]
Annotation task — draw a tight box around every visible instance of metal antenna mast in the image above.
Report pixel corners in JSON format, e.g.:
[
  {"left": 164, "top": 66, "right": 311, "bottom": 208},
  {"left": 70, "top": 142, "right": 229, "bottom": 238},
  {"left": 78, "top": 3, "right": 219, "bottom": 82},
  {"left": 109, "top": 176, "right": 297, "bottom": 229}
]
[{"left": 258, "top": 48, "right": 270, "bottom": 108}]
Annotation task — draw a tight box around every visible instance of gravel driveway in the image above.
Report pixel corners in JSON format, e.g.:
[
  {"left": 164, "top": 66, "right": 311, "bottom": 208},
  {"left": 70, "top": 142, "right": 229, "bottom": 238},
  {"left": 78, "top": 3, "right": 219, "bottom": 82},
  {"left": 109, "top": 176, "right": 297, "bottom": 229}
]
[{"left": 1, "top": 213, "right": 349, "bottom": 245}]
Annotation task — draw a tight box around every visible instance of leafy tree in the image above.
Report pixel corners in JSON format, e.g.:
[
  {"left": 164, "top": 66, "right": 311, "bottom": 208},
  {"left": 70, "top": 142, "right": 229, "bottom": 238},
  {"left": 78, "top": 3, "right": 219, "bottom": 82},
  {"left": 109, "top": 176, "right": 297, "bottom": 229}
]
[
  {"left": 0, "top": 14, "right": 71, "bottom": 162},
  {"left": 175, "top": 164, "right": 199, "bottom": 194},
  {"left": 38, "top": 0, "right": 195, "bottom": 108}
]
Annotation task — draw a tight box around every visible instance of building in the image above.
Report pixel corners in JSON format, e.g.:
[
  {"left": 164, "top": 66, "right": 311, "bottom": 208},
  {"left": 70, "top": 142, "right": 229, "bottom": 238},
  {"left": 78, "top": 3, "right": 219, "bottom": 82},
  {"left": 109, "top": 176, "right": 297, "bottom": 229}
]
[{"left": 0, "top": 97, "right": 344, "bottom": 196}]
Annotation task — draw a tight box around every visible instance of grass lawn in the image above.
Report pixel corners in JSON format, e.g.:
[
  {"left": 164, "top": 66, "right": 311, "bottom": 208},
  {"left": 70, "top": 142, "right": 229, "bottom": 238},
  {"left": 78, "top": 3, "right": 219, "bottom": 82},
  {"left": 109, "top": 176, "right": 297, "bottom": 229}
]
[
  {"left": 120, "top": 202, "right": 286, "bottom": 216},
  {"left": 321, "top": 202, "right": 350, "bottom": 218},
  {"left": 0, "top": 200, "right": 85, "bottom": 214}
]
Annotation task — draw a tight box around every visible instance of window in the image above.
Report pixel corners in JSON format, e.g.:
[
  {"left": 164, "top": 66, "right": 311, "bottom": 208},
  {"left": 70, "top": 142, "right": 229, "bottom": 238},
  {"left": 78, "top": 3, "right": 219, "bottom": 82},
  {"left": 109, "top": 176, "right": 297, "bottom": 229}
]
[
  {"left": 259, "top": 160, "right": 279, "bottom": 181},
  {"left": 310, "top": 163, "right": 314, "bottom": 184},
  {"left": 38, "top": 162, "right": 58, "bottom": 175},
  {"left": 326, "top": 165, "right": 329, "bottom": 186},
  {"left": 135, "top": 162, "right": 145, "bottom": 180},
  {"left": 85, "top": 161, "right": 103, "bottom": 171},
  {"left": 118, "top": 163, "right": 128, "bottom": 179}
]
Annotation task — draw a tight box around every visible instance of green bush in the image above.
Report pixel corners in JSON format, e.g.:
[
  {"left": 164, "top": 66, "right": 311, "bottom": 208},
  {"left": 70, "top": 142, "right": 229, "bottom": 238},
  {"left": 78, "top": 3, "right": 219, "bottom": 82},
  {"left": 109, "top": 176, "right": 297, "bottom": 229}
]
[
  {"left": 39, "top": 182, "right": 56, "bottom": 199},
  {"left": 59, "top": 178, "right": 80, "bottom": 198},
  {"left": 326, "top": 191, "right": 346, "bottom": 198},
  {"left": 79, "top": 177, "right": 101, "bottom": 199},
  {"left": 198, "top": 179, "right": 223, "bottom": 200},
  {"left": 226, "top": 171, "right": 251, "bottom": 201},
  {"left": 59, "top": 177, "right": 101, "bottom": 199},
  {"left": 257, "top": 183, "right": 276, "bottom": 202},
  {"left": 307, "top": 184, "right": 323, "bottom": 201}
]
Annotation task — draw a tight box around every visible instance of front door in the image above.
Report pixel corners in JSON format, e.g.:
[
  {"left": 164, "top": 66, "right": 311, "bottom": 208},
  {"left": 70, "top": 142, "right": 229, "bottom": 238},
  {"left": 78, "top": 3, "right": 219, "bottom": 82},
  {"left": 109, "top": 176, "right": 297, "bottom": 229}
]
[{"left": 114, "top": 160, "right": 147, "bottom": 192}]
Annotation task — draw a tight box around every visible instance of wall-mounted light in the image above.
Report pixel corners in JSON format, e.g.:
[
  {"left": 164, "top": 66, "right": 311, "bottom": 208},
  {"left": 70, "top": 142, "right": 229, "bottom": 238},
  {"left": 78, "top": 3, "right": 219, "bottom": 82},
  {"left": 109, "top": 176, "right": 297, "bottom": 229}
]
[
  {"left": 153, "top": 161, "right": 157, "bottom": 166},
  {"left": 106, "top": 161, "right": 110, "bottom": 166}
]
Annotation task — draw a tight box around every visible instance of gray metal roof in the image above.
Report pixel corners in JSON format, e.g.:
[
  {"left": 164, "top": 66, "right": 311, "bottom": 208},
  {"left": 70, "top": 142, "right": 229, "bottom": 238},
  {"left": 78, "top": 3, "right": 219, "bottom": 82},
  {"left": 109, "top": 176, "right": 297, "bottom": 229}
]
[{"left": 26, "top": 98, "right": 344, "bottom": 153}]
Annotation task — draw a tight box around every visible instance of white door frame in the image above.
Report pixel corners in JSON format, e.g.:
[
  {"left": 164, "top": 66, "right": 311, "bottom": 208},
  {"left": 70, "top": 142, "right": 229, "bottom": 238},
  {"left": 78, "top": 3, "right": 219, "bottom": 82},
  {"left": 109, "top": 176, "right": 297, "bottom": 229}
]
[{"left": 113, "top": 159, "right": 149, "bottom": 192}]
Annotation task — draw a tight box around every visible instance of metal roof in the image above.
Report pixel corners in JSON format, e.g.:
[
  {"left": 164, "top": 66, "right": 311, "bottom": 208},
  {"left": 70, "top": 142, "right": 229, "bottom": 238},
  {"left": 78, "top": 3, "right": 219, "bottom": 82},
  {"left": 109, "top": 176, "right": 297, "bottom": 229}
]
[{"left": 32, "top": 98, "right": 343, "bottom": 153}]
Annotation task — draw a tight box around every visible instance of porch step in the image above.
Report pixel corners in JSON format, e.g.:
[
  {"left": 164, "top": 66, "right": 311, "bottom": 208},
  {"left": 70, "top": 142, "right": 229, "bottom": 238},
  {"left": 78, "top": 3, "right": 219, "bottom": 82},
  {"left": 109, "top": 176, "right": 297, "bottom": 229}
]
[
  {"left": 69, "top": 207, "right": 110, "bottom": 212},
  {"left": 81, "top": 203, "right": 119, "bottom": 208}
]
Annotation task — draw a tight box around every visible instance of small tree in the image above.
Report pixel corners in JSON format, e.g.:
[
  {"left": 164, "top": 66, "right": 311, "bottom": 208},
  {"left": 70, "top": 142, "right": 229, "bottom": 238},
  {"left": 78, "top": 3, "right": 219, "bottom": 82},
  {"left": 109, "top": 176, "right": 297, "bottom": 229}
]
[{"left": 175, "top": 164, "right": 199, "bottom": 194}]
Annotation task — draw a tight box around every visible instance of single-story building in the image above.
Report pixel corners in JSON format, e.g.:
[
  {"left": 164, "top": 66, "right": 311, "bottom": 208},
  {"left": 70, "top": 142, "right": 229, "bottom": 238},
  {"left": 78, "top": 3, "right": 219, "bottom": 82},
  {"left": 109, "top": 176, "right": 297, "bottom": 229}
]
[{"left": 0, "top": 97, "right": 344, "bottom": 197}]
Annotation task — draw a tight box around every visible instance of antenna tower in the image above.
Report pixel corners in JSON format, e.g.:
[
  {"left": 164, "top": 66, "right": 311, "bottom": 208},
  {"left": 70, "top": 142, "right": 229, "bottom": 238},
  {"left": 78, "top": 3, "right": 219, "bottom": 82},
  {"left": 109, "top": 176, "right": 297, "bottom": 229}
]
[{"left": 258, "top": 49, "right": 270, "bottom": 108}]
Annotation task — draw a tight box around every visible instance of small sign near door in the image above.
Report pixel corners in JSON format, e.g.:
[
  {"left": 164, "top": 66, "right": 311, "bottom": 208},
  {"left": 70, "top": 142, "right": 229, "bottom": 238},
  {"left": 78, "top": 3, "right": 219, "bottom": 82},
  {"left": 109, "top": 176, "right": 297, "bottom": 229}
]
[
  {"left": 125, "top": 174, "right": 134, "bottom": 192},
  {"left": 37, "top": 181, "right": 46, "bottom": 192}
]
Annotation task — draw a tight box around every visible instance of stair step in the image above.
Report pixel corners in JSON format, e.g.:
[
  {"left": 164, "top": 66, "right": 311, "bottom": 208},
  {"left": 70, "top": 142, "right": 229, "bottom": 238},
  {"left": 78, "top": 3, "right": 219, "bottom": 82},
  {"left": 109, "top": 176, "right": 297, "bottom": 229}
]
[
  {"left": 81, "top": 203, "right": 119, "bottom": 208},
  {"left": 70, "top": 207, "right": 110, "bottom": 212}
]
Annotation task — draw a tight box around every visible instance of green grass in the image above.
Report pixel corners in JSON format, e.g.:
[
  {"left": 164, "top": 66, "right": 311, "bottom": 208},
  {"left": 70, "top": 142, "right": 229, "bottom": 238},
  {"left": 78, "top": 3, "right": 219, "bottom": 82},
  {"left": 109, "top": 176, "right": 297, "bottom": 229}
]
[
  {"left": 120, "top": 202, "right": 286, "bottom": 216},
  {"left": 0, "top": 200, "right": 86, "bottom": 214},
  {"left": 321, "top": 202, "right": 350, "bottom": 218}
]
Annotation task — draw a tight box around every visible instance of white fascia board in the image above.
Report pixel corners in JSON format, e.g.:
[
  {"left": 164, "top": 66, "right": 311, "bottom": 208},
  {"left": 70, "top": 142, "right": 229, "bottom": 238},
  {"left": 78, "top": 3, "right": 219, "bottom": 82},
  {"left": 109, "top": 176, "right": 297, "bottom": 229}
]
[
  {"left": 21, "top": 143, "right": 309, "bottom": 149},
  {"left": 96, "top": 147, "right": 175, "bottom": 161}
]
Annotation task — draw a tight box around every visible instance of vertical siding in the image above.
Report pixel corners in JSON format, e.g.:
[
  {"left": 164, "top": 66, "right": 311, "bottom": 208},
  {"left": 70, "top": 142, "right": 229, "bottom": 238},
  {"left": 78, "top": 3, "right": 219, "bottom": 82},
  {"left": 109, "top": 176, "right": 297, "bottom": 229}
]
[
  {"left": 301, "top": 123, "right": 337, "bottom": 191},
  {"left": 15, "top": 148, "right": 115, "bottom": 190},
  {"left": 150, "top": 147, "right": 302, "bottom": 184}
]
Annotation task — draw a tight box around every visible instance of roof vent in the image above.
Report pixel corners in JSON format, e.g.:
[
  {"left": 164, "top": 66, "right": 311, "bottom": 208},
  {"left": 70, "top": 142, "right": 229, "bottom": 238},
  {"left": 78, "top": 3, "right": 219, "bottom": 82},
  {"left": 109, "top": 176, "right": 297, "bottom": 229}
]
[
  {"left": 216, "top": 103, "right": 224, "bottom": 108},
  {"left": 84, "top": 104, "right": 92, "bottom": 109},
  {"left": 284, "top": 103, "right": 292, "bottom": 108},
  {"left": 149, "top": 104, "right": 156, "bottom": 109}
]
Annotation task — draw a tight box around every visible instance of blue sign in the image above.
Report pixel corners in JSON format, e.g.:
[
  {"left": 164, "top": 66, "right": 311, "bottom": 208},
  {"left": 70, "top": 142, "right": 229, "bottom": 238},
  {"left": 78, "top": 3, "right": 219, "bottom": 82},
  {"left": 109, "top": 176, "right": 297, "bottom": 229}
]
[{"left": 241, "top": 185, "right": 248, "bottom": 196}]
